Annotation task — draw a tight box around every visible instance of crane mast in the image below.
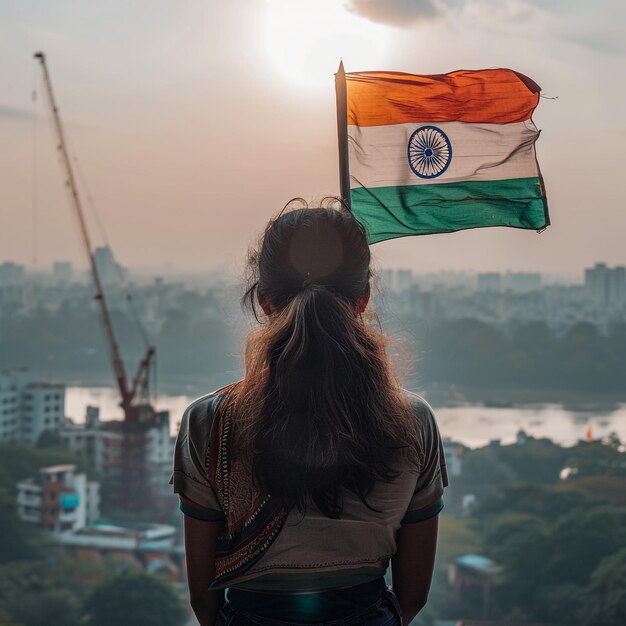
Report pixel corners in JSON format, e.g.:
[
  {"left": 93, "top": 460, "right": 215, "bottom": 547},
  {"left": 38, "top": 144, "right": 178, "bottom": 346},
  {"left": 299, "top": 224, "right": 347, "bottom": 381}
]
[
  {"left": 34, "top": 51, "right": 158, "bottom": 512},
  {"left": 34, "top": 51, "right": 154, "bottom": 420}
]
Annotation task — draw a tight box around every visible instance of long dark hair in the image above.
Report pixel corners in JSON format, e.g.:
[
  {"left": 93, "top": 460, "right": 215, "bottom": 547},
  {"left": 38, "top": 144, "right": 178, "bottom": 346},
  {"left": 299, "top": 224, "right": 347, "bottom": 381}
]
[{"left": 226, "top": 201, "right": 421, "bottom": 518}]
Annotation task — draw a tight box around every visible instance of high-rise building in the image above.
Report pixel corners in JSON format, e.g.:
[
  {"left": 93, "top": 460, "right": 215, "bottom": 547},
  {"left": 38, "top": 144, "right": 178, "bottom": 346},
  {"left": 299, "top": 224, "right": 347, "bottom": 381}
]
[
  {"left": 585, "top": 263, "right": 609, "bottom": 304},
  {"left": 585, "top": 263, "right": 625, "bottom": 306},
  {"left": 0, "top": 262, "right": 25, "bottom": 287},
  {"left": 477, "top": 272, "right": 502, "bottom": 293},
  {"left": 93, "top": 246, "right": 121, "bottom": 285},
  {"left": 608, "top": 266, "right": 626, "bottom": 304},
  {"left": 379, "top": 268, "right": 394, "bottom": 291},
  {"left": 52, "top": 261, "right": 73, "bottom": 284},
  {"left": 504, "top": 272, "right": 541, "bottom": 293},
  {"left": 0, "top": 369, "right": 65, "bottom": 445},
  {"left": 16, "top": 464, "right": 100, "bottom": 533},
  {"left": 396, "top": 269, "right": 413, "bottom": 292}
]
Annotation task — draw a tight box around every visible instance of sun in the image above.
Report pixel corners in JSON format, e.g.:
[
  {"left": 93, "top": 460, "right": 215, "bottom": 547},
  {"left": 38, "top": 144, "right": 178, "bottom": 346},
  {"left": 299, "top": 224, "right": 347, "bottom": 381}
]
[{"left": 262, "top": 0, "right": 389, "bottom": 90}]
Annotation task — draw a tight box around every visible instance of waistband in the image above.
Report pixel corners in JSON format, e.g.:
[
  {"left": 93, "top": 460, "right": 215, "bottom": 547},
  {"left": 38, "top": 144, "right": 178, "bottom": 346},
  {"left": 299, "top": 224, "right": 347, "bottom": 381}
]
[{"left": 226, "top": 577, "right": 387, "bottom": 622}]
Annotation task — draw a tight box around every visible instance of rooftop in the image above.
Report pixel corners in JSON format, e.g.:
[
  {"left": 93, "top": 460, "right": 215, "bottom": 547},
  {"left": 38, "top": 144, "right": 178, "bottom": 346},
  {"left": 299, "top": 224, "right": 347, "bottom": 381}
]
[
  {"left": 452, "top": 554, "right": 502, "bottom": 575},
  {"left": 25, "top": 382, "right": 64, "bottom": 389},
  {"left": 40, "top": 464, "right": 76, "bottom": 474}
]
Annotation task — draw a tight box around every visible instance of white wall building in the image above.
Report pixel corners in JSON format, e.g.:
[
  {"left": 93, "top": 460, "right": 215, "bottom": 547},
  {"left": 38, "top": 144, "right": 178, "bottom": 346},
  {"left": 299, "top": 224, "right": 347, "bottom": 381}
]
[
  {"left": 16, "top": 464, "right": 100, "bottom": 533},
  {"left": 0, "top": 369, "right": 65, "bottom": 445}
]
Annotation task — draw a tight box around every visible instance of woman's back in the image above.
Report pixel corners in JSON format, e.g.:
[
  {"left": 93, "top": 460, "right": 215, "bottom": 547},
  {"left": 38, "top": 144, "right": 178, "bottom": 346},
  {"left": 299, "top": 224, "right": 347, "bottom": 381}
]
[
  {"left": 172, "top": 385, "right": 448, "bottom": 593},
  {"left": 171, "top": 203, "right": 449, "bottom": 625}
]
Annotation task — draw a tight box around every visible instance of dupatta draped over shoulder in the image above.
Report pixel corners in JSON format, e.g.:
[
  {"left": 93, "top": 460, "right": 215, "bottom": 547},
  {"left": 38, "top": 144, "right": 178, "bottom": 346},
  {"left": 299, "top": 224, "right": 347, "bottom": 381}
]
[{"left": 171, "top": 383, "right": 288, "bottom": 590}]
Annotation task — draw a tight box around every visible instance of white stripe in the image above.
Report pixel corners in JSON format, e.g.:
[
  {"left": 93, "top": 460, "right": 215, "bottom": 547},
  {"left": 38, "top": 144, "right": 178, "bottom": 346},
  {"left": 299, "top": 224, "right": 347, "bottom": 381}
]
[{"left": 348, "top": 120, "right": 540, "bottom": 189}]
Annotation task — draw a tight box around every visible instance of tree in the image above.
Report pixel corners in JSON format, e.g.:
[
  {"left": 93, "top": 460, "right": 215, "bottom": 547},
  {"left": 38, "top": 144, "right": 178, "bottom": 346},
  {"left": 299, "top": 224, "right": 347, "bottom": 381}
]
[
  {"left": 578, "top": 548, "right": 626, "bottom": 626},
  {"left": 0, "top": 489, "right": 39, "bottom": 564},
  {"left": 35, "top": 430, "right": 63, "bottom": 449},
  {"left": 83, "top": 573, "right": 187, "bottom": 626},
  {"left": 5, "top": 590, "right": 81, "bottom": 626},
  {"left": 542, "top": 506, "right": 626, "bottom": 586}
]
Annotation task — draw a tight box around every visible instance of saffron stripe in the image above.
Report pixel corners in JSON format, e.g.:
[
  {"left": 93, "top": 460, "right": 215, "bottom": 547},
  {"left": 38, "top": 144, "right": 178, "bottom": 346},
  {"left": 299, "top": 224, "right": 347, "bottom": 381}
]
[
  {"left": 402, "top": 497, "right": 445, "bottom": 524},
  {"left": 351, "top": 177, "right": 549, "bottom": 244},
  {"left": 346, "top": 69, "right": 540, "bottom": 127}
]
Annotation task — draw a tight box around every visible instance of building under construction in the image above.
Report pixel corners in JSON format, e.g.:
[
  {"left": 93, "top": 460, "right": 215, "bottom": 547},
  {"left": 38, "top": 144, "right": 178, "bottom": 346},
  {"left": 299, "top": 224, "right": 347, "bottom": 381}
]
[{"left": 34, "top": 51, "right": 166, "bottom": 514}]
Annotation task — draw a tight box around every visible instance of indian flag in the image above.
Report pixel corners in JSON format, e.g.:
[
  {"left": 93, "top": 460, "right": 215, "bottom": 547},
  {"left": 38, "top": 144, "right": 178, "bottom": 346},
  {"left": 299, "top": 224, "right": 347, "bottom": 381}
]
[{"left": 338, "top": 67, "right": 549, "bottom": 243}]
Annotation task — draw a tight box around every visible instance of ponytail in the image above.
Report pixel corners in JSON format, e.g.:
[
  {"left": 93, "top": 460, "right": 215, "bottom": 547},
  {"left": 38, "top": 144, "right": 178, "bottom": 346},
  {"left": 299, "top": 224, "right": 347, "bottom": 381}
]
[{"left": 226, "top": 205, "right": 420, "bottom": 518}]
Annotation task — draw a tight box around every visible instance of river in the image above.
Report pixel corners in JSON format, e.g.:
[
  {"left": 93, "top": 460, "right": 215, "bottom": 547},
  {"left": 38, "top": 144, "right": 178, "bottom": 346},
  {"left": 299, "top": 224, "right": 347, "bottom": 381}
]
[{"left": 64, "top": 387, "right": 626, "bottom": 448}]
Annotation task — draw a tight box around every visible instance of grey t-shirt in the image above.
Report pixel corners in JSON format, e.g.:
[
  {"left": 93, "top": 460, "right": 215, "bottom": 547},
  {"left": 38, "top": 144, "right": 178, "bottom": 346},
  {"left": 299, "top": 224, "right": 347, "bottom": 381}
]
[{"left": 170, "top": 388, "right": 449, "bottom": 591}]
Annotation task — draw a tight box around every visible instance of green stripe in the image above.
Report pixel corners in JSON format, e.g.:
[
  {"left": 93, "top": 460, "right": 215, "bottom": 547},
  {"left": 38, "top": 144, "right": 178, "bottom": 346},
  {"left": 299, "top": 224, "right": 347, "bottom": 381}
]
[
  {"left": 179, "top": 500, "right": 226, "bottom": 522},
  {"left": 401, "top": 497, "right": 445, "bottom": 524},
  {"left": 351, "top": 177, "right": 549, "bottom": 243}
]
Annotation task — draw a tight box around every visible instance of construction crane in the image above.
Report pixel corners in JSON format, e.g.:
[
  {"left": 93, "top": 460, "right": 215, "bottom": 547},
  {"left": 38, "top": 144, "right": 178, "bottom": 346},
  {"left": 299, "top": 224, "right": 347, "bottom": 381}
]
[{"left": 34, "top": 51, "right": 158, "bottom": 511}]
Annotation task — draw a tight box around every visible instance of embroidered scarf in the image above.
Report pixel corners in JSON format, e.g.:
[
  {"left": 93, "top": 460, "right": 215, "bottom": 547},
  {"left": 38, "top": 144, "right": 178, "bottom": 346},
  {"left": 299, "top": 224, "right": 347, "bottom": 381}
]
[{"left": 206, "top": 387, "right": 288, "bottom": 589}]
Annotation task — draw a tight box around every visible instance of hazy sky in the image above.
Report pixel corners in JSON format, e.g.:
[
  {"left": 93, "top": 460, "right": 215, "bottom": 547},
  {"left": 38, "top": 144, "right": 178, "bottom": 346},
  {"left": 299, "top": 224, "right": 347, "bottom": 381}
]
[{"left": 1, "top": 0, "right": 625, "bottom": 276}]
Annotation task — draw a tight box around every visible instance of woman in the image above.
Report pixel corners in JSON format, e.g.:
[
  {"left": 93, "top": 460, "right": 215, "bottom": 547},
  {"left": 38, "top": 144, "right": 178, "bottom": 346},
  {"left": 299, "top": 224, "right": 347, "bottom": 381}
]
[{"left": 171, "top": 204, "right": 449, "bottom": 626}]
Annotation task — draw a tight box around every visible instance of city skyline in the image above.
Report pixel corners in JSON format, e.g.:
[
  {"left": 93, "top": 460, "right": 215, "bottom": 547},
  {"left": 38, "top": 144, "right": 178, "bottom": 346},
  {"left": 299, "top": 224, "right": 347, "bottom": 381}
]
[{"left": 1, "top": 251, "right": 622, "bottom": 284}]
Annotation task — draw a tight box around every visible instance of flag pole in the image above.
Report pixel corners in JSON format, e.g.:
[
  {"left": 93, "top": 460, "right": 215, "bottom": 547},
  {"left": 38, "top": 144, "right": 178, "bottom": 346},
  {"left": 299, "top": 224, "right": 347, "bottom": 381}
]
[{"left": 335, "top": 60, "right": 351, "bottom": 210}]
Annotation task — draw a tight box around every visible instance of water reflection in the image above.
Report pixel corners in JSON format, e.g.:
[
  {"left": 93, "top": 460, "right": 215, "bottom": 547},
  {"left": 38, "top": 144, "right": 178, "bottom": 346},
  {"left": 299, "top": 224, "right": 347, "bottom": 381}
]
[{"left": 65, "top": 387, "right": 626, "bottom": 449}]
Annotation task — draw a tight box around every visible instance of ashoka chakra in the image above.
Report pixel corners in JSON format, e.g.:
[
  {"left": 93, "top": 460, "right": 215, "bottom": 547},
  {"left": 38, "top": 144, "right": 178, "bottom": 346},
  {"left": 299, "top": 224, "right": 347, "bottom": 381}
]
[{"left": 407, "top": 125, "right": 452, "bottom": 179}]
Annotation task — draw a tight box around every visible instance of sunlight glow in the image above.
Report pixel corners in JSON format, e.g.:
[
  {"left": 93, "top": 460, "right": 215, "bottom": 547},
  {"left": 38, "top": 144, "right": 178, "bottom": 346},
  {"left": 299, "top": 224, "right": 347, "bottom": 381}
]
[{"left": 263, "top": 0, "right": 389, "bottom": 90}]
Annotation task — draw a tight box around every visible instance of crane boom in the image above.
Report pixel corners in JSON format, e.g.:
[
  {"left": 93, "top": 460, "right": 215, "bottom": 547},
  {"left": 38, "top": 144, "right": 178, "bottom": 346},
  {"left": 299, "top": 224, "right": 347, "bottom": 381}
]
[{"left": 34, "top": 51, "right": 151, "bottom": 417}]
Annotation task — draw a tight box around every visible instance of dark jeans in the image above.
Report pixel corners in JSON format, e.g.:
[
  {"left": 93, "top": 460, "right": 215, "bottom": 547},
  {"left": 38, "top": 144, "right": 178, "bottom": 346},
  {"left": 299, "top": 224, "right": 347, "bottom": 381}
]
[{"left": 215, "top": 588, "right": 403, "bottom": 626}]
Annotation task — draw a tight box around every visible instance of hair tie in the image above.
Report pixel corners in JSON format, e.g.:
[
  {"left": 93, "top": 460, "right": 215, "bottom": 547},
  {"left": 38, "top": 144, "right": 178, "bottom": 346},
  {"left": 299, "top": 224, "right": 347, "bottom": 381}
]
[{"left": 302, "top": 271, "right": 313, "bottom": 289}]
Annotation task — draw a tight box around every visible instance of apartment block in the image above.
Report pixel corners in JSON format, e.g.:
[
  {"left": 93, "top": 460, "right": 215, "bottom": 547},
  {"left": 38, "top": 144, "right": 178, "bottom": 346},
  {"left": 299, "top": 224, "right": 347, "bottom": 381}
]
[
  {"left": 0, "top": 369, "right": 65, "bottom": 445},
  {"left": 17, "top": 464, "right": 100, "bottom": 533}
]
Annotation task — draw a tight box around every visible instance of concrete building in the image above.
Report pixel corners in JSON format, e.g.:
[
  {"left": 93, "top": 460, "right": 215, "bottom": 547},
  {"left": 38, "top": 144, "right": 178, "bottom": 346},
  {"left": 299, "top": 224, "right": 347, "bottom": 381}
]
[
  {"left": 504, "top": 272, "right": 541, "bottom": 293},
  {"left": 585, "top": 263, "right": 610, "bottom": 304},
  {"left": 379, "top": 268, "right": 394, "bottom": 291},
  {"left": 0, "top": 369, "right": 65, "bottom": 445},
  {"left": 0, "top": 261, "right": 25, "bottom": 286},
  {"left": 583, "top": 262, "right": 626, "bottom": 306},
  {"left": 93, "top": 246, "right": 126, "bottom": 285},
  {"left": 16, "top": 464, "right": 100, "bottom": 533},
  {"left": 56, "top": 521, "right": 180, "bottom": 581},
  {"left": 396, "top": 269, "right": 413, "bottom": 292},
  {"left": 52, "top": 261, "right": 73, "bottom": 284},
  {"left": 61, "top": 406, "right": 174, "bottom": 499},
  {"left": 477, "top": 273, "right": 502, "bottom": 293},
  {"left": 59, "top": 521, "right": 175, "bottom": 552},
  {"left": 608, "top": 265, "right": 626, "bottom": 304},
  {"left": 448, "top": 554, "right": 503, "bottom": 621}
]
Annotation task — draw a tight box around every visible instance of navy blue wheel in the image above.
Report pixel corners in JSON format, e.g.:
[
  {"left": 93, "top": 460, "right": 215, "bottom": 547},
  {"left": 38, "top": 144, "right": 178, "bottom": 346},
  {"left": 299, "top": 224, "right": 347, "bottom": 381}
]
[{"left": 407, "top": 125, "right": 452, "bottom": 179}]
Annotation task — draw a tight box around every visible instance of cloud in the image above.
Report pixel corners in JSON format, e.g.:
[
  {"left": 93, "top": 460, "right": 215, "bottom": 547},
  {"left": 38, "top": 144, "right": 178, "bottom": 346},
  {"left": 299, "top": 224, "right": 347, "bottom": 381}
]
[
  {"left": 344, "top": 0, "right": 625, "bottom": 54},
  {"left": 459, "top": 0, "right": 625, "bottom": 54},
  {"left": 459, "top": 0, "right": 550, "bottom": 36},
  {"left": 345, "top": 0, "right": 442, "bottom": 27}
]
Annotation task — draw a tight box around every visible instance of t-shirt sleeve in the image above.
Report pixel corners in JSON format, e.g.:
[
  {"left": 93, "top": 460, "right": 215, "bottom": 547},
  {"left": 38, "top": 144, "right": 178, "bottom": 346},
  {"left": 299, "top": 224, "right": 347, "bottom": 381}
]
[
  {"left": 401, "top": 394, "right": 449, "bottom": 524},
  {"left": 169, "top": 395, "right": 226, "bottom": 523}
]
